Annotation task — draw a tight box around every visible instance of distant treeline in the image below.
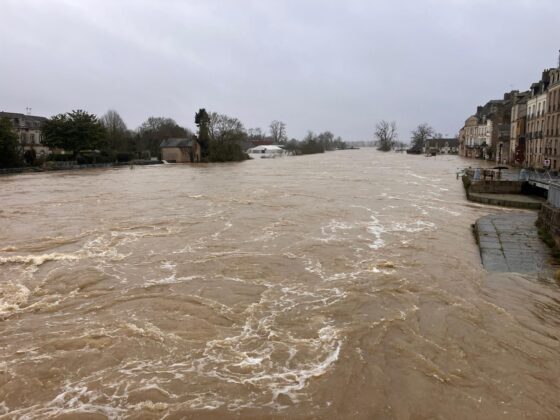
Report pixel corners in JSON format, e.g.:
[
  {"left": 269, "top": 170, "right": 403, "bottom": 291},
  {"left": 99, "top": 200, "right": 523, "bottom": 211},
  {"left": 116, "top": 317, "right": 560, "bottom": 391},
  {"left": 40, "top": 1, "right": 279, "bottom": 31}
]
[
  {"left": 284, "top": 131, "right": 348, "bottom": 155},
  {"left": 0, "top": 108, "right": 349, "bottom": 168}
]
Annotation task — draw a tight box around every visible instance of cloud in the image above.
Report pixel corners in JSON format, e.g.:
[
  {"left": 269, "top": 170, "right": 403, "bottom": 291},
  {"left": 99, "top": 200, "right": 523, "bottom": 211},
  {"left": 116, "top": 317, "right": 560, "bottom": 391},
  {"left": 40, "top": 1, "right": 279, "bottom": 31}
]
[{"left": 1, "top": 0, "right": 560, "bottom": 140}]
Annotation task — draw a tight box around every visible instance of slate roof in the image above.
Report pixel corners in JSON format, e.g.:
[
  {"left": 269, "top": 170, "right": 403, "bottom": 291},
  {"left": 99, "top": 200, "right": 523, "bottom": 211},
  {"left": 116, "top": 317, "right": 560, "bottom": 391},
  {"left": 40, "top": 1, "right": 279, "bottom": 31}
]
[
  {"left": 427, "top": 138, "right": 459, "bottom": 148},
  {"left": 0, "top": 112, "right": 47, "bottom": 129},
  {"left": 160, "top": 137, "right": 196, "bottom": 148}
]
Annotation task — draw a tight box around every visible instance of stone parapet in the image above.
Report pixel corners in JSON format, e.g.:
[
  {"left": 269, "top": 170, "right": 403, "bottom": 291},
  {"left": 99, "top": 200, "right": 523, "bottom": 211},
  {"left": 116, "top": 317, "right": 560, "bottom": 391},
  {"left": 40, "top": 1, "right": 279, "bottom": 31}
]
[
  {"left": 538, "top": 203, "right": 560, "bottom": 248},
  {"left": 468, "top": 180, "right": 524, "bottom": 194}
]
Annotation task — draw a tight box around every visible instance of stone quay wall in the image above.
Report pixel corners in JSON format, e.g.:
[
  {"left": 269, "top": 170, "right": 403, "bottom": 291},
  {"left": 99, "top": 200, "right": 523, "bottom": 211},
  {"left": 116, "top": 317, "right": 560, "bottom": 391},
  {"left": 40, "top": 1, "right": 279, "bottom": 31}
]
[
  {"left": 461, "top": 176, "right": 524, "bottom": 194},
  {"left": 538, "top": 202, "right": 560, "bottom": 248},
  {"left": 468, "top": 180, "right": 524, "bottom": 194}
]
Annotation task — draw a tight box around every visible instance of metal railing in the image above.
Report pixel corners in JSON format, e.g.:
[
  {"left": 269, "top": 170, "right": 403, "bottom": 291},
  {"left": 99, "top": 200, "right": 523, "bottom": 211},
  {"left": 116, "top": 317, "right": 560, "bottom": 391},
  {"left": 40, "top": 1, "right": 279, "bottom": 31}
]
[
  {"left": 548, "top": 182, "right": 560, "bottom": 207},
  {"left": 527, "top": 169, "right": 560, "bottom": 184}
]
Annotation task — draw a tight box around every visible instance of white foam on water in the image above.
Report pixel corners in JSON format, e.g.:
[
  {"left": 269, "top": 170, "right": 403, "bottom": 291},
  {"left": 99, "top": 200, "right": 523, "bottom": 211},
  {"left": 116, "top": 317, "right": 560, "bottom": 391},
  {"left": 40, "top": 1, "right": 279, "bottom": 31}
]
[
  {"left": 406, "top": 172, "right": 429, "bottom": 180},
  {"left": 160, "top": 261, "right": 176, "bottom": 271},
  {"left": 351, "top": 205, "right": 386, "bottom": 250},
  {"left": 363, "top": 210, "right": 386, "bottom": 250},
  {"left": 0, "top": 253, "right": 79, "bottom": 267},
  {"left": 131, "top": 401, "right": 169, "bottom": 412},
  {"left": 182, "top": 282, "right": 345, "bottom": 408},
  {"left": 211, "top": 220, "right": 233, "bottom": 240},
  {"left": 268, "top": 326, "right": 341, "bottom": 405},
  {"left": 4, "top": 382, "right": 126, "bottom": 420},
  {"left": 315, "top": 219, "right": 355, "bottom": 243},
  {"left": 144, "top": 274, "right": 202, "bottom": 286},
  {"left": 0, "top": 283, "right": 31, "bottom": 316},
  {"left": 0, "top": 401, "right": 9, "bottom": 415},
  {"left": 0, "top": 246, "right": 18, "bottom": 252},
  {"left": 412, "top": 204, "right": 429, "bottom": 215},
  {"left": 122, "top": 321, "right": 182, "bottom": 343},
  {"left": 390, "top": 220, "right": 436, "bottom": 233},
  {"left": 413, "top": 203, "right": 460, "bottom": 217},
  {"left": 321, "top": 219, "right": 353, "bottom": 236}
]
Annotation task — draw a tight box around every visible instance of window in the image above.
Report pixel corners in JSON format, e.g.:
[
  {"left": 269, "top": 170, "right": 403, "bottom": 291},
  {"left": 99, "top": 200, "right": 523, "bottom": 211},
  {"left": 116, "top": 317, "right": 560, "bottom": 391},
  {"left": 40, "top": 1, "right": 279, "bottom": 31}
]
[{"left": 30, "top": 133, "right": 35, "bottom": 143}]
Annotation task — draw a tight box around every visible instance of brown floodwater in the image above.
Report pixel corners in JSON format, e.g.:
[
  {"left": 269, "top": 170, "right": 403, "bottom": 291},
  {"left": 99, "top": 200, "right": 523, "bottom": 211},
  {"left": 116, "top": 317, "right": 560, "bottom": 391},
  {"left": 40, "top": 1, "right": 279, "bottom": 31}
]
[{"left": 1, "top": 150, "right": 559, "bottom": 419}]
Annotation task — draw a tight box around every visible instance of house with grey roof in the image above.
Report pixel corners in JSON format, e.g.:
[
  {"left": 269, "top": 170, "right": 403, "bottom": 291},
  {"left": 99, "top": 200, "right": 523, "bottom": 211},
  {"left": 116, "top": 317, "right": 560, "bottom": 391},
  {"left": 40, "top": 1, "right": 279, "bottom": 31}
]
[
  {"left": 424, "top": 138, "right": 459, "bottom": 155},
  {"left": 0, "top": 111, "right": 50, "bottom": 156},
  {"left": 160, "top": 137, "right": 201, "bottom": 163}
]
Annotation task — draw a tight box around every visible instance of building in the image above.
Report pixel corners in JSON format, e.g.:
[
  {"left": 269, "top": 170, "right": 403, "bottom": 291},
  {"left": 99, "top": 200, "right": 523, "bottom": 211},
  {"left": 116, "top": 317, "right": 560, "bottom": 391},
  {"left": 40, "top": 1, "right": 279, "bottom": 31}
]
[
  {"left": 480, "top": 95, "right": 515, "bottom": 164},
  {"left": 0, "top": 111, "right": 49, "bottom": 156},
  {"left": 424, "top": 138, "right": 459, "bottom": 155},
  {"left": 525, "top": 71, "right": 550, "bottom": 169},
  {"left": 544, "top": 67, "right": 560, "bottom": 171},
  {"left": 459, "top": 93, "right": 516, "bottom": 162},
  {"left": 509, "top": 91, "right": 530, "bottom": 165},
  {"left": 460, "top": 115, "right": 491, "bottom": 159},
  {"left": 160, "top": 137, "right": 201, "bottom": 163}
]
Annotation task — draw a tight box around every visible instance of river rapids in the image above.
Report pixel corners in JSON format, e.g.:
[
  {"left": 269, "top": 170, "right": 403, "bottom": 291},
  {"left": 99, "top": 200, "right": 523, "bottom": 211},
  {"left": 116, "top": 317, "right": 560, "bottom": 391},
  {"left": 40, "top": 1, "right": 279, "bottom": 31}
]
[{"left": 1, "top": 150, "right": 559, "bottom": 419}]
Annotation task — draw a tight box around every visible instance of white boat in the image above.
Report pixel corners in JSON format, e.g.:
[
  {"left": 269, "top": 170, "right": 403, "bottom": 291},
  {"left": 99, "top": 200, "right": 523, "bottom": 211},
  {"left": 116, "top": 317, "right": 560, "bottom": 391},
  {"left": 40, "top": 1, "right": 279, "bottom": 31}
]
[{"left": 247, "top": 145, "right": 286, "bottom": 159}]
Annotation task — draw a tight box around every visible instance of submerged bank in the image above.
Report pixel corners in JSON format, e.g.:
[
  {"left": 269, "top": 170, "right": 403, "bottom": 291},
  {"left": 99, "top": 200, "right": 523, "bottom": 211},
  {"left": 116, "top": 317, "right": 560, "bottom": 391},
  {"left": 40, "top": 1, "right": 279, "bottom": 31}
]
[{"left": 0, "top": 159, "right": 163, "bottom": 176}]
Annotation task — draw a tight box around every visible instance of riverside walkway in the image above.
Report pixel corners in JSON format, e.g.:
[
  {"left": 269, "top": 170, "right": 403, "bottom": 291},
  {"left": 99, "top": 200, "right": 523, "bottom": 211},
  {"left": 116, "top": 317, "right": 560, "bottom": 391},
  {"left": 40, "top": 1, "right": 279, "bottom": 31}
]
[{"left": 475, "top": 213, "right": 551, "bottom": 273}]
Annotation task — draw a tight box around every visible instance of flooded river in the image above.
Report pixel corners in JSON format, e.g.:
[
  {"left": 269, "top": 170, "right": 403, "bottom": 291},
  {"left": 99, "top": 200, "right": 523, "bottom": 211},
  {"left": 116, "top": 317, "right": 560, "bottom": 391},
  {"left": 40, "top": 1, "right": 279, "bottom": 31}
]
[{"left": 1, "top": 150, "right": 559, "bottom": 419}]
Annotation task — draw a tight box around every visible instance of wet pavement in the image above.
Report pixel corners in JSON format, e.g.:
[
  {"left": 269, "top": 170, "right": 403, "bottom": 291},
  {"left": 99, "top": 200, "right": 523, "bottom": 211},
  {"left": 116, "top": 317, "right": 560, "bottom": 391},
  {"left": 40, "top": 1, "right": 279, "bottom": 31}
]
[{"left": 475, "top": 213, "right": 551, "bottom": 272}]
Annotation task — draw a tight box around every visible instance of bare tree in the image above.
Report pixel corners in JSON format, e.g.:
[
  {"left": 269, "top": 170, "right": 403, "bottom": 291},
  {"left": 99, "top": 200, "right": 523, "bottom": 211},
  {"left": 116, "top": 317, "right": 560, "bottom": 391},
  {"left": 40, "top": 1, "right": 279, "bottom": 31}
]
[
  {"left": 269, "top": 120, "right": 287, "bottom": 144},
  {"left": 208, "top": 112, "right": 246, "bottom": 143},
  {"left": 247, "top": 127, "right": 265, "bottom": 140},
  {"left": 410, "top": 123, "right": 435, "bottom": 152},
  {"left": 205, "top": 111, "right": 248, "bottom": 161},
  {"left": 137, "top": 116, "right": 190, "bottom": 157},
  {"left": 374, "top": 120, "right": 398, "bottom": 152},
  {"left": 100, "top": 109, "right": 128, "bottom": 149},
  {"left": 317, "top": 131, "right": 335, "bottom": 150}
]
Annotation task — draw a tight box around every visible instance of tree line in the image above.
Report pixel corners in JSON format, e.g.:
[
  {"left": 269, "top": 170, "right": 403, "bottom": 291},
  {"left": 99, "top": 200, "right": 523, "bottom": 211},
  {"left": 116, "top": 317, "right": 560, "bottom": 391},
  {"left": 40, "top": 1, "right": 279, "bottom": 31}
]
[
  {"left": 372, "top": 120, "right": 449, "bottom": 153},
  {"left": 0, "top": 108, "right": 349, "bottom": 168}
]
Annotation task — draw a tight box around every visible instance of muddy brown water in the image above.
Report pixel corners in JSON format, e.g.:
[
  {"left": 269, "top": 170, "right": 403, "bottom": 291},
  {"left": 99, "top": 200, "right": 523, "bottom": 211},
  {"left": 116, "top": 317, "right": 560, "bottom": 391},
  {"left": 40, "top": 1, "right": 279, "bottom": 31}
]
[{"left": 1, "top": 150, "right": 559, "bottom": 419}]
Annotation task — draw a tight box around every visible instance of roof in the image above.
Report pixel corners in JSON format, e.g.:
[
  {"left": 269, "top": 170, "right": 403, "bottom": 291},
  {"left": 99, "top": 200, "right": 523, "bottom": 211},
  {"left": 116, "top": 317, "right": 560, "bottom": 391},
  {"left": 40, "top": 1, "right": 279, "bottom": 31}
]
[
  {"left": 160, "top": 137, "right": 196, "bottom": 148},
  {"left": 247, "top": 145, "right": 285, "bottom": 152},
  {"left": 428, "top": 138, "right": 459, "bottom": 148},
  {"left": 0, "top": 112, "right": 47, "bottom": 129}
]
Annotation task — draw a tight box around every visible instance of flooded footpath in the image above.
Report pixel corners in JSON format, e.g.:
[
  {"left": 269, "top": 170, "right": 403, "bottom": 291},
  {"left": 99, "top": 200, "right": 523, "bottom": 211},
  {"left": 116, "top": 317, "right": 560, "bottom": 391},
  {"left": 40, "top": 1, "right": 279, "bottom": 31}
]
[{"left": 1, "top": 149, "right": 559, "bottom": 419}]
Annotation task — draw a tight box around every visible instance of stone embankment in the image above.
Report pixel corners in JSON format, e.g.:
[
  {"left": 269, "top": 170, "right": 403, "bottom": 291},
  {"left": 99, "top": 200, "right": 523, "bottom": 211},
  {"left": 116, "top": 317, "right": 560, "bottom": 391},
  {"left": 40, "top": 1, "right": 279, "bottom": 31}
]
[
  {"left": 538, "top": 202, "right": 560, "bottom": 249},
  {"left": 462, "top": 176, "right": 545, "bottom": 209},
  {"left": 462, "top": 171, "right": 553, "bottom": 272},
  {"left": 474, "top": 213, "right": 551, "bottom": 273}
]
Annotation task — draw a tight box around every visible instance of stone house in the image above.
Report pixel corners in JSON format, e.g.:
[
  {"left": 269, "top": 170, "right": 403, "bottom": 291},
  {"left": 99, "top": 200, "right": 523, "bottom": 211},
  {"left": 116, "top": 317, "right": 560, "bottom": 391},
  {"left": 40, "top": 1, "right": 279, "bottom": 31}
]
[
  {"left": 0, "top": 111, "right": 49, "bottom": 156},
  {"left": 160, "top": 137, "right": 201, "bottom": 163},
  {"left": 460, "top": 115, "right": 490, "bottom": 159},
  {"left": 544, "top": 67, "right": 560, "bottom": 171},
  {"left": 508, "top": 91, "right": 530, "bottom": 165},
  {"left": 525, "top": 71, "right": 550, "bottom": 169},
  {"left": 459, "top": 93, "right": 517, "bottom": 162},
  {"left": 424, "top": 138, "right": 459, "bottom": 155}
]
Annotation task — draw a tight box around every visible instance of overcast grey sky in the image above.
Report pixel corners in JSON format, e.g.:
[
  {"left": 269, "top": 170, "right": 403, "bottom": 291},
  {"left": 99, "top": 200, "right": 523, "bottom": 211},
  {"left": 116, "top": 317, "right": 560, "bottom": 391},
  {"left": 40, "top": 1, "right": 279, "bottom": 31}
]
[{"left": 1, "top": 0, "right": 560, "bottom": 141}]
